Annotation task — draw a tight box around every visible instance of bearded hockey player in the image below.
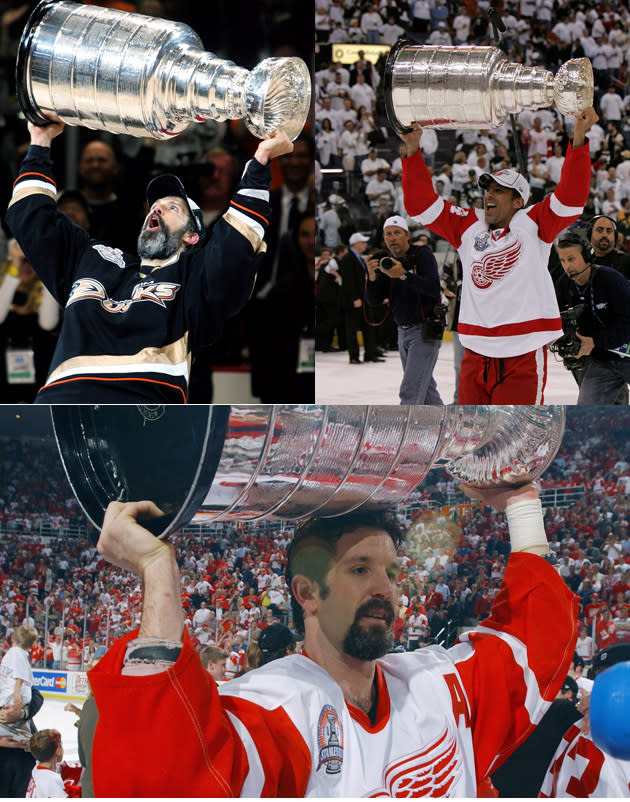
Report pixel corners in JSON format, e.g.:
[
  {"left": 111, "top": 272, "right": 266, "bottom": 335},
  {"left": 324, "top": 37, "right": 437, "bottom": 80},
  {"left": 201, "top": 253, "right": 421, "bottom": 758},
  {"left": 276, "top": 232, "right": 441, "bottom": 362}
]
[
  {"left": 5, "top": 116, "right": 293, "bottom": 402},
  {"left": 87, "top": 481, "right": 579, "bottom": 797},
  {"left": 398, "top": 107, "right": 598, "bottom": 404}
]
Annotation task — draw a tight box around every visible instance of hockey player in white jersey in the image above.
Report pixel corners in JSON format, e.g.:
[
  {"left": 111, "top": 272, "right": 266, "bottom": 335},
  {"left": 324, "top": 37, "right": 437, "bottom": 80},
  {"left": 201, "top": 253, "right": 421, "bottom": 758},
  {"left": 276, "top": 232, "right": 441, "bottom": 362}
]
[{"left": 88, "top": 481, "right": 578, "bottom": 797}]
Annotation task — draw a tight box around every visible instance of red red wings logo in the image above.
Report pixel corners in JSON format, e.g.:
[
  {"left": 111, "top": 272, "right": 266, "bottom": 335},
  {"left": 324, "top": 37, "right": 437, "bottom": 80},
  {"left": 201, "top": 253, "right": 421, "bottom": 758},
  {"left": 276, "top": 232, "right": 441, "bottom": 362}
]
[
  {"left": 368, "top": 726, "right": 462, "bottom": 797},
  {"left": 471, "top": 237, "right": 522, "bottom": 289}
]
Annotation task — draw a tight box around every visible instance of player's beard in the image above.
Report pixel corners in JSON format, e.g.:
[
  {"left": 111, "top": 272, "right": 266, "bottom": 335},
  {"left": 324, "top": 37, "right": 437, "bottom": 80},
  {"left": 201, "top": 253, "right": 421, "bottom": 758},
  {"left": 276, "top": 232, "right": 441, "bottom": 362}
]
[
  {"left": 342, "top": 598, "right": 395, "bottom": 661},
  {"left": 137, "top": 217, "right": 187, "bottom": 261}
]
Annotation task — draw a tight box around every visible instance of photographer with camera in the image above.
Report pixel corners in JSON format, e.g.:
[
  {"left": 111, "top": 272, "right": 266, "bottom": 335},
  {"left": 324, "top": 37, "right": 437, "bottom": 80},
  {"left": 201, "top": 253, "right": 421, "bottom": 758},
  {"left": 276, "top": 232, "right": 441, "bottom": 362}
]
[
  {"left": 554, "top": 233, "right": 630, "bottom": 404},
  {"left": 365, "top": 216, "right": 444, "bottom": 404}
]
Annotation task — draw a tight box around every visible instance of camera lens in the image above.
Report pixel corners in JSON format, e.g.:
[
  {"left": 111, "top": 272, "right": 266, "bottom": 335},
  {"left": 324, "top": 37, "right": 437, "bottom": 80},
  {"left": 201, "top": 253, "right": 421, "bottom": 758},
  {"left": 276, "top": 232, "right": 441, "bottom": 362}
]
[{"left": 379, "top": 257, "right": 394, "bottom": 270}]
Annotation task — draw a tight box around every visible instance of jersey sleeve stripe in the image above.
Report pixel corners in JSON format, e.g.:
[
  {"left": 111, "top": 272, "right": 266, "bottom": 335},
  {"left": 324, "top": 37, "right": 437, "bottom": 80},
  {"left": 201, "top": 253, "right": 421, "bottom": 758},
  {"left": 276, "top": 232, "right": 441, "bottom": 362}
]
[
  {"left": 238, "top": 188, "right": 270, "bottom": 202},
  {"left": 549, "top": 193, "right": 586, "bottom": 217},
  {"left": 413, "top": 196, "right": 444, "bottom": 225},
  {"left": 13, "top": 170, "right": 57, "bottom": 189},
  {"left": 458, "top": 627, "right": 544, "bottom": 725},
  {"left": 41, "top": 374, "right": 188, "bottom": 402},
  {"left": 225, "top": 711, "right": 265, "bottom": 797},
  {"left": 230, "top": 200, "right": 270, "bottom": 227},
  {"left": 223, "top": 208, "right": 266, "bottom": 253},
  {"left": 9, "top": 184, "right": 58, "bottom": 208}
]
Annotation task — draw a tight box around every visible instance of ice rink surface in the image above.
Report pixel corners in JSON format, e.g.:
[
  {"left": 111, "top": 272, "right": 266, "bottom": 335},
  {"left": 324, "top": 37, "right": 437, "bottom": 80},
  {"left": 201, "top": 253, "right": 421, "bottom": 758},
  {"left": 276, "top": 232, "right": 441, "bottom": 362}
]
[
  {"left": 32, "top": 696, "right": 81, "bottom": 763},
  {"left": 316, "top": 338, "right": 580, "bottom": 404}
]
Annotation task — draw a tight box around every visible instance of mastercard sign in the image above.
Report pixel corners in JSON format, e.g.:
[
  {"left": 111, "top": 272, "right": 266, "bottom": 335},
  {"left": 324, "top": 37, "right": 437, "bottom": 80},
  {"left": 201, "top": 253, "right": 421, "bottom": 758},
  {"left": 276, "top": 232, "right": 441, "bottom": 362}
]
[{"left": 33, "top": 671, "right": 68, "bottom": 693}]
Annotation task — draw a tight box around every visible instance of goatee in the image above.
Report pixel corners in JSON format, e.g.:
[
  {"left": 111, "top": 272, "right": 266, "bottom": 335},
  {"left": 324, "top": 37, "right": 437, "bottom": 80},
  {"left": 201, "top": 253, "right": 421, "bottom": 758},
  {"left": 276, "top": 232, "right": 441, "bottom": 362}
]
[
  {"left": 137, "top": 219, "right": 186, "bottom": 261},
  {"left": 343, "top": 598, "right": 395, "bottom": 661}
]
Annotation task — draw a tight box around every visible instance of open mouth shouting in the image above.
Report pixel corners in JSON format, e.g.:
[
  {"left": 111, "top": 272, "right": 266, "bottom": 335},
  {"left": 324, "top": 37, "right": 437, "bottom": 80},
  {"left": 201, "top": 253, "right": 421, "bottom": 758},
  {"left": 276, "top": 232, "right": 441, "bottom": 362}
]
[{"left": 145, "top": 212, "right": 163, "bottom": 233}]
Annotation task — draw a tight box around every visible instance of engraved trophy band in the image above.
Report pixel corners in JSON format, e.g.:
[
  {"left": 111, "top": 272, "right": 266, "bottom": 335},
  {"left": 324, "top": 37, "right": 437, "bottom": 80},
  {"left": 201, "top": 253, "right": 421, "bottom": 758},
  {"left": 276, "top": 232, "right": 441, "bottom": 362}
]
[
  {"left": 52, "top": 405, "right": 565, "bottom": 541},
  {"left": 16, "top": 0, "right": 311, "bottom": 140}
]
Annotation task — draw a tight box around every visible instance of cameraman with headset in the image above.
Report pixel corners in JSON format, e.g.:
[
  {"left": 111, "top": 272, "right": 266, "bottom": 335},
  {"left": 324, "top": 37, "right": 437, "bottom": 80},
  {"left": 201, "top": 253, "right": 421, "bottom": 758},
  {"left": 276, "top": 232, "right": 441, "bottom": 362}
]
[
  {"left": 365, "top": 215, "right": 444, "bottom": 404},
  {"left": 554, "top": 232, "right": 630, "bottom": 404}
]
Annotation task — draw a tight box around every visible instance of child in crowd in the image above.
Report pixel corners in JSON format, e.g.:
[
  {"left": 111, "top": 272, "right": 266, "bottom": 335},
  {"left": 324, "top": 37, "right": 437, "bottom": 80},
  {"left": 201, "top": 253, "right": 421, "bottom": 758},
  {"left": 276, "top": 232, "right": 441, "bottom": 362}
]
[
  {"left": 26, "top": 729, "right": 66, "bottom": 798},
  {"left": 0, "top": 624, "right": 38, "bottom": 740}
]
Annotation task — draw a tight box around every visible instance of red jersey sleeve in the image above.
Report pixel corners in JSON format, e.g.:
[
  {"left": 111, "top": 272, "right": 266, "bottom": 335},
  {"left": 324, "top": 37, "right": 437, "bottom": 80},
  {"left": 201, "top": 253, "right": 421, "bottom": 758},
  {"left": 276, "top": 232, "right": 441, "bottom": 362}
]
[
  {"left": 88, "top": 629, "right": 310, "bottom": 797},
  {"left": 452, "top": 553, "right": 579, "bottom": 781},
  {"left": 526, "top": 140, "right": 592, "bottom": 242}
]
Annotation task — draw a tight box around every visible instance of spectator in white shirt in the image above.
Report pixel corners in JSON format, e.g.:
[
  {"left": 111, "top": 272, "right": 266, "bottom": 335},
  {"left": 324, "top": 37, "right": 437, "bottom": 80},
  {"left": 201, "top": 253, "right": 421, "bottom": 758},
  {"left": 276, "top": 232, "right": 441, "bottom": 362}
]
[
  {"left": 546, "top": 142, "right": 566, "bottom": 185},
  {"left": 366, "top": 169, "right": 395, "bottom": 213},
  {"left": 428, "top": 22, "right": 453, "bottom": 45},
  {"left": 360, "top": 3, "right": 384, "bottom": 43},
  {"left": 600, "top": 87, "right": 625, "bottom": 126},
  {"left": 382, "top": 14, "right": 406, "bottom": 44},
  {"left": 350, "top": 74, "right": 376, "bottom": 114},
  {"left": 360, "top": 148, "right": 390, "bottom": 183}
]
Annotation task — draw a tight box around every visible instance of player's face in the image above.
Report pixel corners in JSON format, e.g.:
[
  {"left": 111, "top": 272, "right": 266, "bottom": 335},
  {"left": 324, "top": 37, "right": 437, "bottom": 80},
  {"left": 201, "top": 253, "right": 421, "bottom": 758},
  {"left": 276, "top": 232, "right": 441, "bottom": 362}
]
[
  {"left": 558, "top": 245, "right": 591, "bottom": 286},
  {"left": 483, "top": 182, "right": 522, "bottom": 229},
  {"left": 590, "top": 219, "right": 616, "bottom": 255},
  {"left": 138, "top": 196, "right": 192, "bottom": 260},
  {"left": 316, "top": 527, "right": 400, "bottom": 662}
]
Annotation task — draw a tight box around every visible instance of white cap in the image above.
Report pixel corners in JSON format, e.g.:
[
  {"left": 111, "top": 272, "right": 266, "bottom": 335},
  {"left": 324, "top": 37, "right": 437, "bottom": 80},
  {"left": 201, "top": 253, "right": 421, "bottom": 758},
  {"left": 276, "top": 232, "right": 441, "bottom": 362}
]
[
  {"left": 328, "top": 193, "right": 345, "bottom": 205},
  {"left": 478, "top": 168, "right": 530, "bottom": 204},
  {"left": 383, "top": 215, "right": 409, "bottom": 232},
  {"left": 349, "top": 232, "right": 370, "bottom": 246}
]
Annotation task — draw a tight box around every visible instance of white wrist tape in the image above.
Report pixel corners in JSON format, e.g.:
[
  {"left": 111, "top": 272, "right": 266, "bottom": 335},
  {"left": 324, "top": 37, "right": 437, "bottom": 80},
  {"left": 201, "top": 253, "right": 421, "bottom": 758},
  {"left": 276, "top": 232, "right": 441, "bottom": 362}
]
[{"left": 505, "top": 497, "right": 548, "bottom": 552}]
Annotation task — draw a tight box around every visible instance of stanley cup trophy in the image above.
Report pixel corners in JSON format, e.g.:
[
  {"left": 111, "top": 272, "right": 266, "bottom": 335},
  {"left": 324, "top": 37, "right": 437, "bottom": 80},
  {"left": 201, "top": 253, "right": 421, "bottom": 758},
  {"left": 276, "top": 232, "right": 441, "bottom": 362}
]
[
  {"left": 51, "top": 405, "right": 565, "bottom": 542},
  {"left": 383, "top": 41, "right": 593, "bottom": 133},
  {"left": 16, "top": 0, "right": 311, "bottom": 140}
]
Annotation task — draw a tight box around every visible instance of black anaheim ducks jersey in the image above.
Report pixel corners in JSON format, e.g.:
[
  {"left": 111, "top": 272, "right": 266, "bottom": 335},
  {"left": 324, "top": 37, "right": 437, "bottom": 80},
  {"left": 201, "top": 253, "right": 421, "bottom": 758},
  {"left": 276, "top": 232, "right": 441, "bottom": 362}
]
[{"left": 6, "top": 145, "right": 271, "bottom": 402}]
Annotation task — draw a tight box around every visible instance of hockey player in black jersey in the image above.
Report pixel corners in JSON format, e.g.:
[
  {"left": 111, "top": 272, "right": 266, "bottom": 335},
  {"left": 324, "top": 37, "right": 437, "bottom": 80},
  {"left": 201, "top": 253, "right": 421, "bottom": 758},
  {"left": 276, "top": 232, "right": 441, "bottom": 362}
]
[{"left": 6, "top": 115, "right": 294, "bottom": 402}]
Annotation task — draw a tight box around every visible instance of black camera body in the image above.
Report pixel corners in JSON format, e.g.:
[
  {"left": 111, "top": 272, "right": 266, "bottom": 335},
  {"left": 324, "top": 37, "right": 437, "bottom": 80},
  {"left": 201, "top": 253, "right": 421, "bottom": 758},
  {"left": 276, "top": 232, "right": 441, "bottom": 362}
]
[
  {"left": 423, "top": 303, "right": 448, "bottom": 340},
  {"left": 549, "top": 303, "right": 585, "bottom": 368}
]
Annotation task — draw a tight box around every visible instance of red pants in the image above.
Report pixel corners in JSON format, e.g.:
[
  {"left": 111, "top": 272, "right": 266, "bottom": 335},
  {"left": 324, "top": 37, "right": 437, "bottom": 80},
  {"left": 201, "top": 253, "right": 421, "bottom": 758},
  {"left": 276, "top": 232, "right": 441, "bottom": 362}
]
[{"left": 458, "top": 347, "right": 547, "bottom": 404}]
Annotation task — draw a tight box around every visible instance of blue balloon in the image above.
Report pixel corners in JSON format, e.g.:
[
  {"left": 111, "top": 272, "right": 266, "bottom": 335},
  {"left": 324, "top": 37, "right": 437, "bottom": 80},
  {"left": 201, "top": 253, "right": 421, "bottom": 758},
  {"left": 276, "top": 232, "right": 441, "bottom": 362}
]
[{"left": 591, "top": 661, "right": 630, "bottom": 760}]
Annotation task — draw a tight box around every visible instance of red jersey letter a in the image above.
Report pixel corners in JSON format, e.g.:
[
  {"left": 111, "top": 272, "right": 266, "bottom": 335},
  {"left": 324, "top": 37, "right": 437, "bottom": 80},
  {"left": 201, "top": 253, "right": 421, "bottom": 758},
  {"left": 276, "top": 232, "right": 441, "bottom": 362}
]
[{"left": 444, "top": 672, "right": 471, "bottom": 728}]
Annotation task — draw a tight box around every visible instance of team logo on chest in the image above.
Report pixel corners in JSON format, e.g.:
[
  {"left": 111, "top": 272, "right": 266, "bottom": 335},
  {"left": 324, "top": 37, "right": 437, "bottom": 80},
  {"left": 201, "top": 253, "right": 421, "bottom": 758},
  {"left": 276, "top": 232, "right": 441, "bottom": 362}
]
[
  {"left": 92, "top": 244, "right": 126, "bottom": 269},
  {"left": 67, "top": 278, "right": 181, "bottom": 313},
  {"left": 470, "top": 237, "right": 522, "bottom": 289},
  {"left": 316, "top": 704, "right": 344, "bottom": 775},
  {"left": 368, "top": 725, "right": 462, "bottom": 797}
]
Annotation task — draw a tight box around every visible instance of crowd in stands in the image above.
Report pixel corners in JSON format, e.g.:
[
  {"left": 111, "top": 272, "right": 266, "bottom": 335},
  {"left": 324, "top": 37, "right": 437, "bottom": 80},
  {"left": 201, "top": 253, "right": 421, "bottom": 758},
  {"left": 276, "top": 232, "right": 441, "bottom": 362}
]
[
  {"left": 0, "top": 0, "right": 315, "bottom": 402},
  {"left": 2, "top": 407, "right": 630, "bottom": 687},
  {"left": 314, "top": 0, "right": 630, "bottom": 362}
]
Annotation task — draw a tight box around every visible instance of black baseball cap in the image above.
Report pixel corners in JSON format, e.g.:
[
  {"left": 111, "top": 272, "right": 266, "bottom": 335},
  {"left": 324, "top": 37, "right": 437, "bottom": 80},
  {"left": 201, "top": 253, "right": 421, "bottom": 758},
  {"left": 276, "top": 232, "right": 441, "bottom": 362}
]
[
  {"left": 590, "top": 643, "right": 630, "bottom": 678},
  {"left": 258, "top": 623, "right": 301, "bottom": 654},
  {"left": 146, "top": 174, "right": 205, "bottom": 235},
  {"left": 560, "top": 675, "right": 579, "bottom": 696}
]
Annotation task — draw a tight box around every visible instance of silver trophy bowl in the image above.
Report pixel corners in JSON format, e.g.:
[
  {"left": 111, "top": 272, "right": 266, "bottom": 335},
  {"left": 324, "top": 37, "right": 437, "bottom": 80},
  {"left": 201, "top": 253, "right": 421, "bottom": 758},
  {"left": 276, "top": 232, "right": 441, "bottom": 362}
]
[
  {"left": 384, "top": 41, "right": 593, "bottom": 132},
  {"left": 51, "top": 404, "right": 565, "bottom": 541},
  {"left": 16, "top": 0, "right": 311, "bottom": 140}
]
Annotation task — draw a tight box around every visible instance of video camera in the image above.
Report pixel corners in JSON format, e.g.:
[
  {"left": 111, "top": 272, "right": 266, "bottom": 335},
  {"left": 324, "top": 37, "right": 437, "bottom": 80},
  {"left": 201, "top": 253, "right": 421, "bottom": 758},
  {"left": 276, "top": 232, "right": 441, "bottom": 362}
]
[
  {"left": 549, "top": 303, "right": 585, "bottom": 369},
  {"left": 423, "top": 303, "right": 448, "bottom": 340}
]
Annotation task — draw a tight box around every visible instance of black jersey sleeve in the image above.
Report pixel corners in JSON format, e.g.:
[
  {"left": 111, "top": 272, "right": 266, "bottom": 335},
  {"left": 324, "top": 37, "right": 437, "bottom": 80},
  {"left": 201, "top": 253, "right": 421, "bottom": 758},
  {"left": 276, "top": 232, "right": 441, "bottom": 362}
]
[
  {"left": 5, "top": 145, "right": 91, "bottom": 304},
  {"left": 182, "top": 157, "right": 272, "bottom": 347}
]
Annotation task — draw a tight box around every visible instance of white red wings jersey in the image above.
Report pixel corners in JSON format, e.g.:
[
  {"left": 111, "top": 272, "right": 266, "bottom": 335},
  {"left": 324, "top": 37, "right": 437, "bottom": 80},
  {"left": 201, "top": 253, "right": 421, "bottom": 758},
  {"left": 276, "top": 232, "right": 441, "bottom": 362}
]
[
  {"left": 539, "top": 723, "right": 630, "bottom": 798},
  {"left": 26, "top": 766, "right": 68, "bottom": 798},
  {"left": 89, "top": 554, "right": 578, "bottom": 797},
  {"left": 401, "top": 142, "right": 591, "bottom": 357}
]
